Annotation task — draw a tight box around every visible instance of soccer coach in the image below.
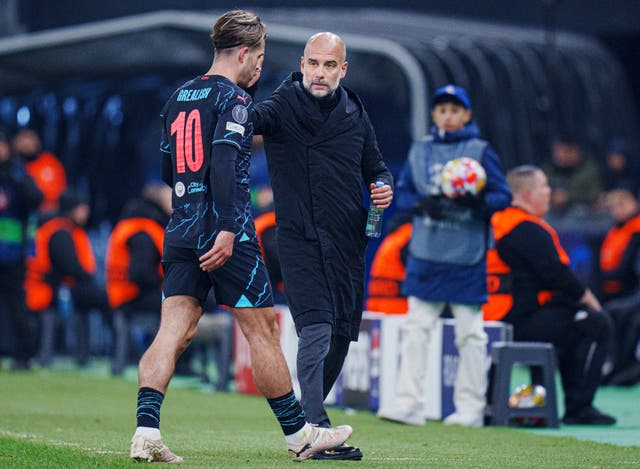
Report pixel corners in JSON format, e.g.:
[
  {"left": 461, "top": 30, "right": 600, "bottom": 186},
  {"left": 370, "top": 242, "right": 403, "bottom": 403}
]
[{"left": 253, "top": 31, "right": 393, "bottom": 460}]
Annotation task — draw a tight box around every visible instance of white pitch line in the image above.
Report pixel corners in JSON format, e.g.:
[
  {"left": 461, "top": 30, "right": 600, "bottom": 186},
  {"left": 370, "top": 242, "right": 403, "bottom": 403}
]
[{"left": 0, "top": 430, "right": 125, "bottom": 455}]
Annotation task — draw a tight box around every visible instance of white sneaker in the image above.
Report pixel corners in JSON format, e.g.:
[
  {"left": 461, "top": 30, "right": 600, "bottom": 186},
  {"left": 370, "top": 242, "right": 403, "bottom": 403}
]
[
  {"left": 130, "top": 434, "right": 184, "bottom": 463},
  {"left": 287, "top": 424, "right": 353, "bottom": 461},
  {"left": 443, "top": 411, "right": 483, "bottom": 427},
  {"left": 377, "top": 407, "right": 426, "bottom": 426}
]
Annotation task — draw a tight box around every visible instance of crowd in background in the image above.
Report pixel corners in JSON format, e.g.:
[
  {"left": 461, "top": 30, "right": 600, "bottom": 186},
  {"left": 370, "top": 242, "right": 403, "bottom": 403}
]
[
  {"left": 0, "top": 127, "right": 233, "bottom": 388},
  {"left": 1, "top": 118, "right": 640, "bottom": 390}
]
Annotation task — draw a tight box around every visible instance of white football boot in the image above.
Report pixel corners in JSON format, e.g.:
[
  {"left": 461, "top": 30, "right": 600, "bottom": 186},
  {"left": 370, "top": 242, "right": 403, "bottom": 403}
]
[
  {"left": 130, "top": 434, "right": 184, "bottom": 464},
  {"left": 287, "top": 423, "right": 353, "bottom": 461}
]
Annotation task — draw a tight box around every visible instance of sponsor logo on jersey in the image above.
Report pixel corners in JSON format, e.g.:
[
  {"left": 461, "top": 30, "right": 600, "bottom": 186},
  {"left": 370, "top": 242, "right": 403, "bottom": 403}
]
[
  {"left": 232, "top": 104, "right": 248, "bottom": 124},
  {"left": 226, "top": 121, "right": 245, "bottom": 136},
  {"left": 187, "top": 182, "right": 207, "bottom": 194},
  {"left": 175, "top": 181, "right": 186, "bottom": 197}
]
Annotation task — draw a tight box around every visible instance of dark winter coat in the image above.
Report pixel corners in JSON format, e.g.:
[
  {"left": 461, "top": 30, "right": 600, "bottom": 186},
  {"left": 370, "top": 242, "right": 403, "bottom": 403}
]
[{"left": 254, "top": 72, "right": 393, "bottom": 340}]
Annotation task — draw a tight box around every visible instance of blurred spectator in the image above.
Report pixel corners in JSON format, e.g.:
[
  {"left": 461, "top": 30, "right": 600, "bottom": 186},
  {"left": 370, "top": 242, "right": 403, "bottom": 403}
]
[
  {"left": 0, "top": 128, "right": 43, "bottom": 369},
  {"left": 105, "top": 182, "right": 171, "bottom": 376},
  {"left": 484, "top": 165, "right": 615, "bottom": 425},
  {"left": 543, "top": 135, "right": 601, "bottom": 215},
  {"left": 24, "top": 188, "right": 108, "bottom": 367},
  {"left": 602, "top": 137, "right": 639, "bottom": 193},
  {"left": 365, "top": 213, "right": 412, "bottom": 315},
  {"left": 599, "top": 189, "right": 640, "bottom": 385},
  {"left": 11, "top": 128, "right": 67, "bottom": 214}
]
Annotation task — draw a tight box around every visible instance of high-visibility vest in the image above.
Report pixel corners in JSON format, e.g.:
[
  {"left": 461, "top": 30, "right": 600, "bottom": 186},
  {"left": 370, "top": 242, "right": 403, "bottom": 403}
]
[
  {"left": 105, "top": 217, "right": 165, "bottom": 309},
  {"left": 366, "top": 223, "right": 412, "bottom": 314},
  {"left": 24, "top": 217, "right": 96, "bottom": 311},
  {"left": 482, "top": 207, "right": 568, "bottom": 320},
  {"left": 600, "top": 214, "right": 640, "bottom": 295},
  {"left": 254, "top": 210, "right": 284, "bottom": 294},
  {"left": 25, "top": 152, "right": 67, "bottom": 213},
  {"left": 254, "top": 210, "right": 276, "bottom": 257}
]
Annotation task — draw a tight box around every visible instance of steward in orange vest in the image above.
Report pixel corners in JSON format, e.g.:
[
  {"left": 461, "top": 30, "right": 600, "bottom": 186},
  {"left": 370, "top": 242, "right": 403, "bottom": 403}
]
[
  {"left": 24, "top": 189, "right": 107, "bottom": 367},
  {"left": 106, "top": 194, "right": 168, "bottom": 312},
  {"left": 483, "top": 207, "right": 570, "bottom": 321},
  {"left": 366, "top": 221, "right": 412, "bottom": 314},
  {"left": 105, "top": 184, "right": 171, "bottom": 376},
  {"left": 599, "top": 190, "right": 640, "bottom": 300},
  {"left": 483, "top": 166, "right": 615, "bottom": 425},
  {"left": 25, "top": 210, "right": 99, "bottom": 311},
  {"left": 598, "top": 189, "right": 640, "bottom": 385}
]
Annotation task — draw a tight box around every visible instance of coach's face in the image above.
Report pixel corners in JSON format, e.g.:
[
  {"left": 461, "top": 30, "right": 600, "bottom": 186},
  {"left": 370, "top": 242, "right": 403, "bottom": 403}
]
[{"left": 301, "top": 36, "right": 348, "bottom": 98}]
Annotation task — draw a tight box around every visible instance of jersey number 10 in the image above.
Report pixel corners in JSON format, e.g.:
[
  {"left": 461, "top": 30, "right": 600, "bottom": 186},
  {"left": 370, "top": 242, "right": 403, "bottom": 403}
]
[{"left": 171, "top": 110, "right": 204, "bottom": 173}]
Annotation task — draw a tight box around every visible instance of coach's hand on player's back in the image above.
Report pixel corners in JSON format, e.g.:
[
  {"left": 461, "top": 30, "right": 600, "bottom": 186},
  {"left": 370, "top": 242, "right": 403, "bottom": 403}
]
[{"left": 199, "top": 231, "right": 235, "bottom": 271}]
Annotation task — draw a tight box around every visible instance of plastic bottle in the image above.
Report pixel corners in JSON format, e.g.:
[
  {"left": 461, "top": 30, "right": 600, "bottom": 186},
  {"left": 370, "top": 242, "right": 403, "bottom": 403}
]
[
  {"left": 366, "top": 181, "right": 385, "bottom": 238},
  {"left": 57, "top": 285, "right": 73, "bottom": 318}
]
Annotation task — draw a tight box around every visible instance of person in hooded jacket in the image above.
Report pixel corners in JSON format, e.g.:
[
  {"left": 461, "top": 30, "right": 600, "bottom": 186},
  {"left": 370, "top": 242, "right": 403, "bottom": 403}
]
[
  {"left": 377, "top": 84, "right": 511, "bottom": 428},
  {"left": 253, "top": 32, "right": 394, "bottom": 460}
]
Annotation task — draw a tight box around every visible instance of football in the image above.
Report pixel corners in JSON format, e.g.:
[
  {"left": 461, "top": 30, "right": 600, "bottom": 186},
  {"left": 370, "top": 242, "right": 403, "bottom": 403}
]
[
  {"left": 440, "top": 157, "right": 487, "bottom": 198},
  {"left": 508, "top": 384, "right": 546, "bottom": 408}
]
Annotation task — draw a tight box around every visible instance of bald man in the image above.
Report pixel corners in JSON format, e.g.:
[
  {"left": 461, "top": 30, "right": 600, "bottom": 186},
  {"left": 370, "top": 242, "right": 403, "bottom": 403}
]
[
  {"left": 485, "top": 165, "right": 615, "bottom": 425},
  {"left": 253, "top": 32, "right": 394, "bottom": 460}
]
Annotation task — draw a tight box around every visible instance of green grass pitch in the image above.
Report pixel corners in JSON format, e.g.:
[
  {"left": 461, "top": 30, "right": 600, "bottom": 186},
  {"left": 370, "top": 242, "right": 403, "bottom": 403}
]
[{"left": 1, "top": 367, "right": 639, "bottom": 468}]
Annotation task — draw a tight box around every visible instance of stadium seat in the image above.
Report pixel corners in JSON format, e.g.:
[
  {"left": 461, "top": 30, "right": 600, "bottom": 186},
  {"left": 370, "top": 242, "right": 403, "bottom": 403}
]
[{"left": 487, "top": 341, "right": 559, "bottom": 428}]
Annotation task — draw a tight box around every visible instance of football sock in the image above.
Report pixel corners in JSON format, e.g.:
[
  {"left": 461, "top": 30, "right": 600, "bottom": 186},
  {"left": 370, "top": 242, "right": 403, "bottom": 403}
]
[
  {"left": 267, "top": 390, "right": 307, "bottom": 435},
  {"left": 285, "top": 422, "right": 313, "bottom": 447},
  {"left": 136, "top": 387, "right": 164, "bottom": 429},
  {"left": 134, "top": 427, "right": 161, "bottom": 440}
]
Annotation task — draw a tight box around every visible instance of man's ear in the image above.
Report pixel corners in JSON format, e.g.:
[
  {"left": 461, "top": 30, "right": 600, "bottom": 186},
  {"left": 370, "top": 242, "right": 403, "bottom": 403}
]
[
  {"left": 238, "top": 46, "right": 250, "bottom": 63},
  {"left": 340, "top": 61, "right": 348, "bottom": 79}
]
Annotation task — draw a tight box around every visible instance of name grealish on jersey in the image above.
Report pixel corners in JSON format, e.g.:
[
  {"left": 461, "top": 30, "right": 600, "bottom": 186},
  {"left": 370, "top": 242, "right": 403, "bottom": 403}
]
[{"left": 161, "top": 75, "right": 256, "bottom": 251}]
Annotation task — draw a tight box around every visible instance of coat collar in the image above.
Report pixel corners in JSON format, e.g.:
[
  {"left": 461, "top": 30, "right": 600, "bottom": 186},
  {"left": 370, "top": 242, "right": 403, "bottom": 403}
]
[{"left": 277, "top": 72, "right": 362, "bottom": 139}]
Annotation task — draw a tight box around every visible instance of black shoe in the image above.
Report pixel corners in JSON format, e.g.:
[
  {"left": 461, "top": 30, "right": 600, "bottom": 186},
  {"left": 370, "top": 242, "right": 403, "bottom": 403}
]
[
  {"left": 311, "top": 444, "right": 363, "bottom": 461},
  {"left": 562, "top": 406, "right": 616, "bottom": 426},
  {"left": 609, "top": 362, "right": 640, "bottom": 387}
]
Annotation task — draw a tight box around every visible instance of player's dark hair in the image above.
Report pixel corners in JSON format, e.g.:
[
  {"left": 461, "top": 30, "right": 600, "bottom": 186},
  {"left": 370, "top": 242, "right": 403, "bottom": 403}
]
[{"left": 210, "top": 10, "right": 266, "bottom": 50}]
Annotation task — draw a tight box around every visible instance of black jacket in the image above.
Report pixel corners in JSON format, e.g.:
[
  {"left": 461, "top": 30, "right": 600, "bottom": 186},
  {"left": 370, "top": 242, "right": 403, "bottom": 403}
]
[
  {"left": 497, "top": 220, "right": 585, "bottom": 322},
  {"left": 254, "top": 73, "right": 393, "bottom": 339}
]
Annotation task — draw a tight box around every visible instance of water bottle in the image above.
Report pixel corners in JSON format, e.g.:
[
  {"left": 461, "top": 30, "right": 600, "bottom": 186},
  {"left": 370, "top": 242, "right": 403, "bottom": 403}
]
[
  {"left": 57, "top": 286, "right": 74, "bottom": 318},
  {"left": 366, "top": 181, "right": 385, "bottom": 238}
]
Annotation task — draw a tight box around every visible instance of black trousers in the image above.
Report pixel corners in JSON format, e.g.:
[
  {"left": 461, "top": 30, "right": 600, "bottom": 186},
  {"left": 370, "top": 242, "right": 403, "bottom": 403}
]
[
  {"left": 604, "top": 291, "right": 640, "bottom": 373},
  {"left": 511, "top": 304, "right": 614, "bottom": 415},
  {"left": 0, "top": 262, "right": 38, "bottom": 365},
  {"left": 297, "top": 321, "right": 350, "bottom": 427}
]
